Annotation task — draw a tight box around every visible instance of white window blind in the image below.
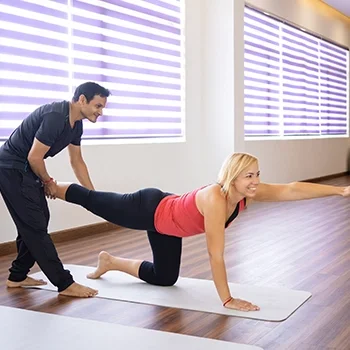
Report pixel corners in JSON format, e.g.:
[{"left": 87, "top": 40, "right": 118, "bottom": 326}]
[
  {"left": 244, "top": 7, "right": 349, "bottom": 138},
  {"left": 0, "top": 0, "right": 184, "bottom": 141}
]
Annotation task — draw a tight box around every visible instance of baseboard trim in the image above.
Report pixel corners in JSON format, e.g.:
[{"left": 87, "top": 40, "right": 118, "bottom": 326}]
[
  {"left": 0, "top": 222, "right": 119, "bottom": 257},
  {"left": 302, "top": 171, "right": 349, "bottom": 183}
]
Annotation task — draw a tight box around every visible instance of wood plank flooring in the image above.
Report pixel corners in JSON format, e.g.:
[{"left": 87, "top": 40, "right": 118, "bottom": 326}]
[{"left": 0, "top": 176, "right": 349, "bottom": 350}]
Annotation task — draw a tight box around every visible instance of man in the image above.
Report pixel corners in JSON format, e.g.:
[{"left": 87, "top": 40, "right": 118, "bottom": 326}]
[{"left": 0, "top": 81, "right": 110, "bottom": 297}]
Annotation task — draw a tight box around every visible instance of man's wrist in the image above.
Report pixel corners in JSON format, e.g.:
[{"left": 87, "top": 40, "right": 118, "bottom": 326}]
[{"left": 42, "top": 177, "right": 54, "bottom": 185}]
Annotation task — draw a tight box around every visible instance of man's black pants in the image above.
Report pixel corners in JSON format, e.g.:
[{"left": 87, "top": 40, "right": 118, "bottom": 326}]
[{"left": 0, "top": 168, "right": 73, "bottom": 292}]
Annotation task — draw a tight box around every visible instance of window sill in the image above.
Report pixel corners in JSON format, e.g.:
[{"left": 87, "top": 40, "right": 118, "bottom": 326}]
[
  {"left": 244, "top": 134, "right": 349, "bottom": 141},
  {"left": 81, "top": 136, "right": 186, "bottom": 146}
]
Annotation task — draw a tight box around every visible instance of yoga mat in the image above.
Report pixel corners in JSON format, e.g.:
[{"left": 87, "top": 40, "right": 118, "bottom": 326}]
[
  {"left": 30, "top": 264, "right": 311, "bottom": 321},
  {"left": 0, "top": 305, "right": 262, "bottom": 350}
]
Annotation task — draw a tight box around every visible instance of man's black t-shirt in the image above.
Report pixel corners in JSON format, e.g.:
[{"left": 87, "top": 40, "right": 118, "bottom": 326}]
[{"left": 0, "top": 101, "right": 83, "bottom": 171}]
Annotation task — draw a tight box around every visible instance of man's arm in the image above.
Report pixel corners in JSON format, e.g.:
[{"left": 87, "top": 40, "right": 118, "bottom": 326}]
[
  {"left": 68, "top": 144, "right": 94, "bottom": 190},
  {"left": 27, "top": 138, "right": 53, "bottom": 183},
  {"left": 29, "top": 111, "right": 64, "bottom": 183},
  {"left": 27, "top": 138, "right": 57, "bottom": 198}
]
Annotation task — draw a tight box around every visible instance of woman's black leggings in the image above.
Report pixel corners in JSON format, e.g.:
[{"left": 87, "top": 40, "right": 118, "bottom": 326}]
[{"left": 66, "top": 184, "right": 182, "bottom": 286}]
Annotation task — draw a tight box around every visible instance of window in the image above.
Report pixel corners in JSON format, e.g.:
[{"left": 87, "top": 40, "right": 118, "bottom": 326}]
[
  {"left": 244, "top": 6, "right": 349, "bottom": 138},
  {"left": 0, "top": 0, "right": 184, "bottom": 141}
]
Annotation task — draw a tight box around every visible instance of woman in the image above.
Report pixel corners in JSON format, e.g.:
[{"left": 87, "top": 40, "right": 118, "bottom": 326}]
[{"left": 54, "top": 153, "right": 350, "bottom": 311}]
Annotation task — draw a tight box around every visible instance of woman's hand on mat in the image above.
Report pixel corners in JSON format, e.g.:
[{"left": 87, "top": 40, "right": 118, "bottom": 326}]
[
  {"left": 342, "top": 186, "right": 350, "bottom": 197},
  {"left": 225, "top": 298, "right": 260, "bottom": 312},
  {"left": 44, "top": 180, "right": 58, "bottom": 199}
]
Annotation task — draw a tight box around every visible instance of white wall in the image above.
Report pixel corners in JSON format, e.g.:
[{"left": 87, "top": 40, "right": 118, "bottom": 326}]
[
  {"left": 244, "top": 0, "right": 350, "bottom": 182},
  {"left": 201, "top": 0, "right": 246, "bottom": 182},
  {"left": 0, "top": 0, "right": 349, "bottom": 244},
  {"left": 201, "top": 0, "right": 235, "bottom": 181}
]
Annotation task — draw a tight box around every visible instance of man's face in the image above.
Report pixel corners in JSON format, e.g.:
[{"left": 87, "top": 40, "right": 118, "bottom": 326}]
[{"left": 79, "top": 95, "right": 107, "bottom": 123}]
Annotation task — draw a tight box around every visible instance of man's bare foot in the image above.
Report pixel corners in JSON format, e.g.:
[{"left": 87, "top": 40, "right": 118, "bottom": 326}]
[
  {"left": 87, "top": 251, "right": 113, "bottom": 279},
  {"left": 6, "top": 276, "right": 47, "bottom": 288},
  {"left": 59, "top": 282, "right": 98, "bottom": 298}
]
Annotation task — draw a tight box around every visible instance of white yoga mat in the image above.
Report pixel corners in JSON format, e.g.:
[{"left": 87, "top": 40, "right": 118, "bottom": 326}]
[
  {"left": 30, "top": 264, "right": 311, "bottom": 321},
  {"left": 1, "top": 305, "right": 262, "bottom": 350}
]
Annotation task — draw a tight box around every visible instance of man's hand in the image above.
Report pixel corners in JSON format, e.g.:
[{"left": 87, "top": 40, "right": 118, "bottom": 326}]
[
  {"left": 224, "top": 298, "right": 260, "bottom": 312},
  {"left": 44, "top": 180, "right": 58, "bottom": 199}
]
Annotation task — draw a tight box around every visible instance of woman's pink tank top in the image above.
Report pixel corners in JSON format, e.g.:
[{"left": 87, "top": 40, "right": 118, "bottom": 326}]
[{"left": 154, "top": 186, "right": 246, "bottom": 238}]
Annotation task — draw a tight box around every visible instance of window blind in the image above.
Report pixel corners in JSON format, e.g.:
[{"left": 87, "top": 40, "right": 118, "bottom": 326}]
[
  {"left": 244, "top": 7, "right": 349, "bottom": 138},
  {"left": 0, "top": 0, "right": 70, "bottom": 139},
  {"left": 0, "top": 0, "right": 184, "bottom": 141},
  {"left": 319, "top": 41, "right": 348, "bottom": 135}
]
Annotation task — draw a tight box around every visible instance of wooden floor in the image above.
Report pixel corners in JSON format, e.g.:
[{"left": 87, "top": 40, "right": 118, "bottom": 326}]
[{"left": 0, "top": 176, "right": 349, "bottom": 350}]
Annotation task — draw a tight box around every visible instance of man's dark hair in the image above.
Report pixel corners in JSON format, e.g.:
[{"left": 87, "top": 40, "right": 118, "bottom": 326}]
[{"left": 72, "top": 82, "right": 111, "bottom": 103}]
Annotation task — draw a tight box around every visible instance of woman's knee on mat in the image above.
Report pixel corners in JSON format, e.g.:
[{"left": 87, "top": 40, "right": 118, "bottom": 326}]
[
  {"left": 152, "top": 268, "right": 180, "bottom": 286},
  {"left": 139, "top": 261, "right": 179, "bottom": 286}
]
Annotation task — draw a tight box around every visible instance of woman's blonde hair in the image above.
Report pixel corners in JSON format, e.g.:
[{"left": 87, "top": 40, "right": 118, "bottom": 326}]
[{"left": 217, "top": 152, "right": 258, "bottom": 194}]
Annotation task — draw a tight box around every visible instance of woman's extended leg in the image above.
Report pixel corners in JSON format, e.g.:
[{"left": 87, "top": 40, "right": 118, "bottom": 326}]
[
  {"left": 56, "top": 183, "right": 169, "bottom": 231},
  {"left": 87, "top": 231, "right": 182, "bottom": 287}
]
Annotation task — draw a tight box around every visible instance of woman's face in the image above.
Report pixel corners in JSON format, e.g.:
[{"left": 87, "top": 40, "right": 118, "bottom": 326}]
[{"left": 232, "top": 162, "right": 260, "bottom": 198}]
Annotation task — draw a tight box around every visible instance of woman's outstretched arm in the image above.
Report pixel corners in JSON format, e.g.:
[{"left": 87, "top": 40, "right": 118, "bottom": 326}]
[{"left": 253, "top": 182, "right": 349, "bottom": 202}]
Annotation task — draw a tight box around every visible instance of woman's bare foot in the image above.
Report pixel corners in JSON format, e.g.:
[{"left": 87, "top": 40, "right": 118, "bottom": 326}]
[
  {"left": 87, "top": 251, "right": 113, "bottom": 279},
  {"left": 59, "top": 282, "right": 98, "bottom": 298},
  {"left": 6, "top": 276, "right": 47, "bottom": 288}
]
